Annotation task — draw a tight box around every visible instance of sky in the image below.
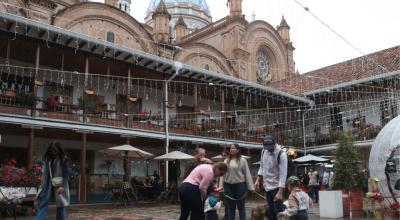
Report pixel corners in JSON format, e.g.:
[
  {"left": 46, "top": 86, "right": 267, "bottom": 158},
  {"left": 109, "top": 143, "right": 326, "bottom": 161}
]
[{"left": 97, "top": 0, "right": 400, "bottom": 73}]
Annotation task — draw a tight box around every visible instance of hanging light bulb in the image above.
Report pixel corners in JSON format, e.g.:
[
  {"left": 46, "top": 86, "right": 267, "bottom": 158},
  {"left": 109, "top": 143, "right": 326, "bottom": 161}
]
[{"left": 145, "top": 93, "right": 149, "bottom": 100}]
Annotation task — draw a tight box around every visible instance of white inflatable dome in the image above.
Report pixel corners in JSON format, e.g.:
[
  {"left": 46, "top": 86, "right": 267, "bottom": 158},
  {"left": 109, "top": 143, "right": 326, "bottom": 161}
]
[{"left": 369, "top": 115, "right": 400, "bottom": 207}]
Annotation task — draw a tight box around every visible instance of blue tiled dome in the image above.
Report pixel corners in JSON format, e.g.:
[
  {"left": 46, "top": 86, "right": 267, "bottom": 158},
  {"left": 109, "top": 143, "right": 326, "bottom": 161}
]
[{"left": 147, "top": 0, "right": 210, "bottom": 14}]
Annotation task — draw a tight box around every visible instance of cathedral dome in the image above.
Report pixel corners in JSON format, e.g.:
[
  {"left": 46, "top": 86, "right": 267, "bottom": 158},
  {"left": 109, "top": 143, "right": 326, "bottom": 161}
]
[{"left": 145, "top": 0, "right": 212, "bottom": 34}]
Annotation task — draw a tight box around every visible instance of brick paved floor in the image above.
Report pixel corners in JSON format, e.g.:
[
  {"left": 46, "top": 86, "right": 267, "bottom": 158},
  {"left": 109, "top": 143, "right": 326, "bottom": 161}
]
[{"left": 3, "top": 200, "right": 398, "bottom": 220}]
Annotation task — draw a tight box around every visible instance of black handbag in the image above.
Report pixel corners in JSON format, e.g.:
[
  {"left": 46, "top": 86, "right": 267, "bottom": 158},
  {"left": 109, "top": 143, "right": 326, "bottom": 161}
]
[{"left": 395, "top": 179, "right": 400, "bottom": 190}]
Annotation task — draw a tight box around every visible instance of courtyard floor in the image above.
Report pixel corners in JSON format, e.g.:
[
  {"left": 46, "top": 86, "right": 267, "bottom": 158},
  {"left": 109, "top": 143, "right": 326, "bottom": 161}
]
[{"left": 5, "top": 199, "right": 397, "bottom": 220}]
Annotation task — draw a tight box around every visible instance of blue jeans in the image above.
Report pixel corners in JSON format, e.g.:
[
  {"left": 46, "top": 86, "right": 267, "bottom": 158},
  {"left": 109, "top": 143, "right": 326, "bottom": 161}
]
[
  {"left": 308, "top": 185, "right": 319, "bottom": 202},
  {"left": 289, "top": 210, "right": 308, "bottom": 220},
  {"left": 224, "top": 182, "right": 247, "bottom": 220},
  {"left": 205, "top": 210, "right": 218, "bottom": 220},
  {"left": 36, "top": 204, "right": 66, "bottom": 220},
  {"left": 266, "top": 188, "right": 285, "bottom": 220}
]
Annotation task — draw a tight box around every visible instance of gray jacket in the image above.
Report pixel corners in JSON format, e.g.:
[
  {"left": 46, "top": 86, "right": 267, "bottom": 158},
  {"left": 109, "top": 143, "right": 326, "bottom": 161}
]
[{"left": 35, "top": 156, "right": 70, "bottom": 208}]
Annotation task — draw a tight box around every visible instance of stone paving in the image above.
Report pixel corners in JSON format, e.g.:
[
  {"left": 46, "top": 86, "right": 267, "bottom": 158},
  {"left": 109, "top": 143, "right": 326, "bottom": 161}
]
[{"left": 3, "top": 200, "right": 398, "bottom": 220}]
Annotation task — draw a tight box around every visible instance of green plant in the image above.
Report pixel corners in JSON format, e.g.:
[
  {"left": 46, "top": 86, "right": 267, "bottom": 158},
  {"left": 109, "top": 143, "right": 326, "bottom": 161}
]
[{"left": 331, "top": 131, "right": 364, "bottom": 191}]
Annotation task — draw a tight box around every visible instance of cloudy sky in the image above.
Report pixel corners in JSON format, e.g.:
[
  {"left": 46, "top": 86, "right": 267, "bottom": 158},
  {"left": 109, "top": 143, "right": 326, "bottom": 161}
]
[{"left": 100, "top": 0, "right": 400, "bottom": 73}]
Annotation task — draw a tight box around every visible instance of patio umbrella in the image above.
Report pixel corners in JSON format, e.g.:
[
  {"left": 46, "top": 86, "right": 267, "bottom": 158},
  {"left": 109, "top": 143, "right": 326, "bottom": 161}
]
[
  {"left": 101, "top": 144, "right": 154, "bottom": 158},
  {"left": 154, "top": 151, "right": 195, "bottom": 203},
  {"left": 293, "top": 154, "right": 331, "bottom": 164},
  {"left": 100, "top": 144, "right": 153, "bottom": 181},
  {"left": 154, "top": 151, "right": 194, "bottom": 161},
  {"left": 211, "top": 154, "right": 251, "bottom": 161}
]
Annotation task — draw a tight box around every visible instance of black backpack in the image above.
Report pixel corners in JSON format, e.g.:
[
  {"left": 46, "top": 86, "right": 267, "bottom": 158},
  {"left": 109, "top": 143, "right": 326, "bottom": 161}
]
[
  {"left": 261, "top": 148, "right": 293, "bottom": 179},
  {"left": 277, "top": 150, "right": 294, "bottom": 178}
]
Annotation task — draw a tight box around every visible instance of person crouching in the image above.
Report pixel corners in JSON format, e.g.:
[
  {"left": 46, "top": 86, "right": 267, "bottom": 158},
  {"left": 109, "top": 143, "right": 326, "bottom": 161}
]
[{"left": 278, "top": 176, "right": 312, "bottom": 220}]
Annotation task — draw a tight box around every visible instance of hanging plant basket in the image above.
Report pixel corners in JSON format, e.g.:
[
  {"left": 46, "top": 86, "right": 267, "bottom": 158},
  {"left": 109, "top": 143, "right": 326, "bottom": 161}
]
[
  {"left": 167, "top": 103, "right": 176, "bottom": 108},
  {"left": 34, "top": 80, "right": 44, "bottom": 86},
  {"left": 84, "top": 88, "right": 94, "bottom": 95},
  {"left": 128, "top": 96, "right": 138, "bottom": 102}
]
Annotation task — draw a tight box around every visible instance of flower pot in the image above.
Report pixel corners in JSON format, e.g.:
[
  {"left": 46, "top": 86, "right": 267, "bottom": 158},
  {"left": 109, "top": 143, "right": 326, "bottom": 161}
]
[
  {"left": 392, "top": 210, "right": 400, "bottom": 218},
  {"left": 342, "top": 189, "right": 364, "bottom": 217}
]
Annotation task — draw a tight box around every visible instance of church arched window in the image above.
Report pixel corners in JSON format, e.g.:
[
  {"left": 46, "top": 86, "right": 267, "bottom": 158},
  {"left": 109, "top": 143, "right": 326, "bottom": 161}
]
[
  {"left": 256, "top": 48, "right": 271, "bottom": 83},
  {"left": 107, "top": 32, "right": 115, "bottom": 43}
]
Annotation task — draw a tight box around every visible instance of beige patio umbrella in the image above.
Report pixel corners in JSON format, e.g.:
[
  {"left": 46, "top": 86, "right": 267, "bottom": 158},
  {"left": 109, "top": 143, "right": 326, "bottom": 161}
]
[
  {"left": 100, "top": 144, "right": 154, "bottom": 181},
  {"left": 154, "top": 151, "right": 195, "bottom": 161},
  {"left": 211, "top": 154, "right": 251, "bottom": 161},
  {"left": 154, "top": 151, "right": 195, "bottom": 202}
]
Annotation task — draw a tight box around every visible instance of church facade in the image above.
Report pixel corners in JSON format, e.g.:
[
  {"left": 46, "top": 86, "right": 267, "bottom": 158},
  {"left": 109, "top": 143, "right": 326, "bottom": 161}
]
[
  {"left": 1, "top": 0, "right": 296, "bottom": 83},
  {"left": 0, "top": 0, "right": 399, "bottom": 203}
]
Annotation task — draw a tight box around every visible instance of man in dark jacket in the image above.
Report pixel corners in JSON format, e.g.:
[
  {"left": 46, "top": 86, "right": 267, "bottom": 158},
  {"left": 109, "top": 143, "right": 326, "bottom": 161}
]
[{"left": 182, "top": 147, "right": 205, "bottom": 179}]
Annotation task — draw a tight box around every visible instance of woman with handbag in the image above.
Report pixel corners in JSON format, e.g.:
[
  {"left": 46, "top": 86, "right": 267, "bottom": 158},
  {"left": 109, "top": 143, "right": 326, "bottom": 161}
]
[{"left": 35, "top": 142, "right": 70, "bottom": 220}]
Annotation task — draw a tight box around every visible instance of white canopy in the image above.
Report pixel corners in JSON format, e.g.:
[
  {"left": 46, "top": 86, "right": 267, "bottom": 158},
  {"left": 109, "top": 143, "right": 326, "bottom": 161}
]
[
  {"left": 293, "top": 154, "right": 331, "bottom": 164},
  {"left": 100, "top": 144, "right": 153, "bottom": 158},
  {"left": 154, "top": 151, "right": 195, "bottom": 161},
  {"left": 370, "top": 115, "right": 400, "bottom": 208}
]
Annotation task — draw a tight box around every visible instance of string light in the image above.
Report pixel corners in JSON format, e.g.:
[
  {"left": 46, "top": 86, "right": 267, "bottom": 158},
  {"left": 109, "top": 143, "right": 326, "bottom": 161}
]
[{"left": 1, "top": 3, "right": 399, "bottom": 147}]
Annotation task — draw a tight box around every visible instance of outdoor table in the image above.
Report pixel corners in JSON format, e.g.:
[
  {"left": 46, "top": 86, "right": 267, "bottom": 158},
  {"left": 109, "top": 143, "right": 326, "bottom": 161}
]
[
  {"left": 0, "top": 187, "right": 36, "bottom": 220},
  {"left": 138, "top": 185, "right": 154, "bottom": 200}
]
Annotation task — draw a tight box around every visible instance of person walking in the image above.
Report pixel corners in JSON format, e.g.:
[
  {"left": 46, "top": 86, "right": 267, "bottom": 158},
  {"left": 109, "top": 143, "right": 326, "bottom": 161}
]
[
  {"left": 220, "top": 144, "right": 254, "bottom": 220},
  {"left": 322, "top": 169, "right": 332, "bottom": 190},
  {"left": 254, "top": 135, "right": 287, "bottom": 220},
  {"left": 179, "top": 162, "right": 228, "bottom": 220},
  {"left": 35, "top": 142, "right": 70, "bottom": 220},
  {"left": 307, "top": 167, "right": 319, "bottom": 203},
  {"left": 182, "top": 147, "right": 206, "bottom": 179}
]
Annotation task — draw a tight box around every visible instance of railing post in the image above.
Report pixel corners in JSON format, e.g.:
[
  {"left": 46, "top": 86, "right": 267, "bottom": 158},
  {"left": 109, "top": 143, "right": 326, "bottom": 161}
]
[
  {"left": 32, "top": 44, "right": 40, "bottom": 117},
  {"left": 83, "top": 56, "right": 89, "bottom": 123}
]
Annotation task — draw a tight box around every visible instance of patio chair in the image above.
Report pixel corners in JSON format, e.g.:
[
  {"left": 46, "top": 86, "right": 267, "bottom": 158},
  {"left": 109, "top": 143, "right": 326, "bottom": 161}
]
[
  {"left": 111, "top": 181, "right": 136, "bottom": 206},
  {"left": 157, "top": 182, "right": 178, "bottom": 204}
]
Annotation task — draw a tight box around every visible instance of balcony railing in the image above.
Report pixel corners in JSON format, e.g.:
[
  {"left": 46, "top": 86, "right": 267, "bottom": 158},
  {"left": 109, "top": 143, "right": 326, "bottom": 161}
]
[{"left": 0, "top": 93, "right": 269, "bottom": 143}]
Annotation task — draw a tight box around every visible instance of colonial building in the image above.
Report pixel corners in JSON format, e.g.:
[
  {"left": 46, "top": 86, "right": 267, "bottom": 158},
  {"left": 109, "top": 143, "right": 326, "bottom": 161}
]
[{"left": 0, "top": 0, "right": 399, "bottom": 203}]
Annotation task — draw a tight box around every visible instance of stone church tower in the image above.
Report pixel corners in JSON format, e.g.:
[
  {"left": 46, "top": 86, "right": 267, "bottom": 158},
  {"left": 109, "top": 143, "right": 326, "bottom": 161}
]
[
  {"left": 229, "top": 0, "right": 242, "bottom": 17},
  {"left": 277, "top": 16, "right": 296, "bottom": 77},
  {"left": 174, "top": 16, "right": 187, "bottom": 43},
  {"left": 152, "top": 0, "right": 171, "bottom": 43}
]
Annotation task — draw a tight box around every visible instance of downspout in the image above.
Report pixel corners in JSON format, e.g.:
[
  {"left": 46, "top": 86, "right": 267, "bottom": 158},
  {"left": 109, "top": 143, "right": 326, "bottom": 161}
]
[{"left": 164, "top": 61, "right": 182, "bottom": 187}]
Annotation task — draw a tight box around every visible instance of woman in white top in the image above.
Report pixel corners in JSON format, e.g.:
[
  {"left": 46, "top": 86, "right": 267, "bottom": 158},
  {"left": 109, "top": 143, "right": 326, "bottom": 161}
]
[{"left": 220, "top": 144, "right": 254, "bottom": 220}]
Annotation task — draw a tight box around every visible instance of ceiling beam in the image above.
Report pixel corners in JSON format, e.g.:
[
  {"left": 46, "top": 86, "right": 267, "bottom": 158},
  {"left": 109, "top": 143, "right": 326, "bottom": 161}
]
[
  {"left": 39, "top": 30, "right": 47, "bottom": 38},
  {"left": 143, "top": 60, "right": 153, "bottom": 67},
  {"left": 154, "top": 62, "right": 164, "bottom": 70},
  {"left": 90, "top": 44, "right": 97, "bottom": 52},
  {"left": 124, "top": 54, "right": 132, "bottom": 61},
  {"left": 188, "top": 72, "right": 198, "bottom": 78},
  {"left": 162, "top": 65, "right": 172, "bottom": 72},
  {"left": 65, "top": 37, "right": 74, "bottom": 46}
]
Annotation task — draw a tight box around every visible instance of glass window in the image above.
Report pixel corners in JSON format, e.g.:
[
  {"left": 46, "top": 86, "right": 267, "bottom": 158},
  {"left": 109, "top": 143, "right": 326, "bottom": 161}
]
[{"left": 106, "top": 32, "right": 115, "bottom": 43}]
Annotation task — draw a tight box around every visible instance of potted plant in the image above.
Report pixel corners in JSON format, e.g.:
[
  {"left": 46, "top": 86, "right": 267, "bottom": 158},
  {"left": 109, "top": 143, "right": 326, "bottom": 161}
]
[
  {"left": 16, "top": 93, "right": 35, "bottom": 107},
  {"left": 331, "top": 132, "right": 365, "bottom": 217}
]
